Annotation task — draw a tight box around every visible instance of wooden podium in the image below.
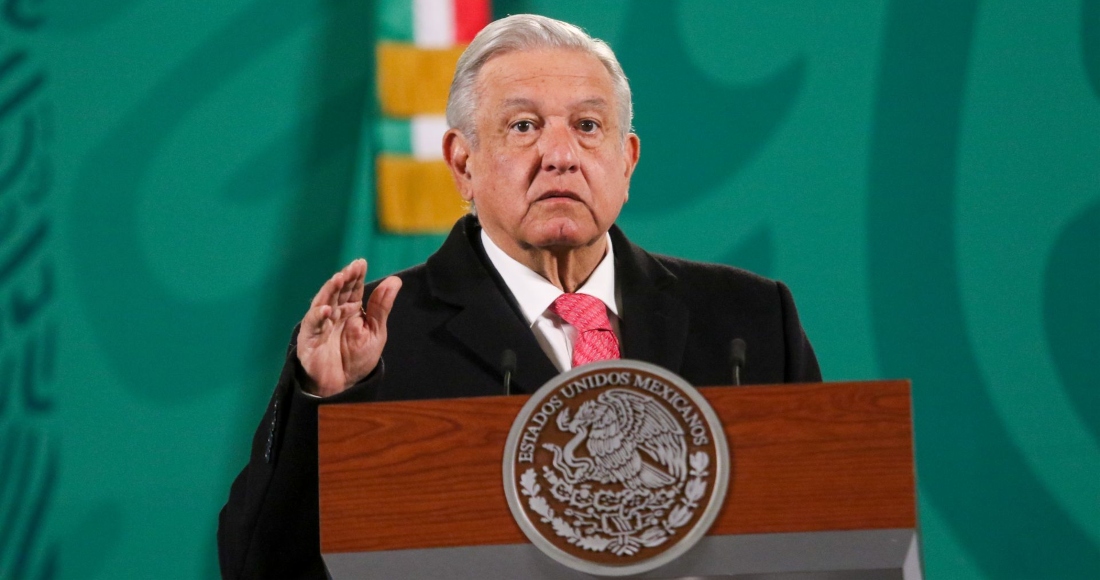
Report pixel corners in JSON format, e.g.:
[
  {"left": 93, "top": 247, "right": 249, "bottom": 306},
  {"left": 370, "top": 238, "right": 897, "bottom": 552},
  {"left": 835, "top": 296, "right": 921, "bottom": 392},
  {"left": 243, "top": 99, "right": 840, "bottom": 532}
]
[{"left": 318, "top": 380, "right": 921, "bottom": 579}]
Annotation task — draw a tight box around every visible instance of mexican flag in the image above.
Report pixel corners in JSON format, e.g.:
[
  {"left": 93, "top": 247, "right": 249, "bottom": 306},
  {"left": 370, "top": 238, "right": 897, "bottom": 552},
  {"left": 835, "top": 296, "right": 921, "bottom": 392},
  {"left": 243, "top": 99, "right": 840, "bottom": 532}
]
[{"left": 342, "top": 0, "right": 491, "bottom": 272}]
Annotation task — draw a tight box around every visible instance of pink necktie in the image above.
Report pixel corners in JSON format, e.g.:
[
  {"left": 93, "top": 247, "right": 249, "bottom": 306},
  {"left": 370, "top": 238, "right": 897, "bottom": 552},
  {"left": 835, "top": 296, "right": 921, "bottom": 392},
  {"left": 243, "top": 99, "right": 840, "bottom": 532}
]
[{"left": 550, "top": 293, "right": 621, "bottom": 367}]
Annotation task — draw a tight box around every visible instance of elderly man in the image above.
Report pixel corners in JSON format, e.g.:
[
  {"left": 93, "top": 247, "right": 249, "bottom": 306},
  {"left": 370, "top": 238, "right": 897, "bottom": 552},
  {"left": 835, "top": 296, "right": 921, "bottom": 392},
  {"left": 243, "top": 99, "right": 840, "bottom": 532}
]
[{"left": 219, "top": 14, "right": 819, "bottom": 579}]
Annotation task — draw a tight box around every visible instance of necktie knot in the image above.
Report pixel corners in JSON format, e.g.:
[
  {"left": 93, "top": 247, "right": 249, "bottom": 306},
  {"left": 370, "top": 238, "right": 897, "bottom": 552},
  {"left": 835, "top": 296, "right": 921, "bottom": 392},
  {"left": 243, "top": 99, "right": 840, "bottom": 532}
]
[
  {"left": 550, "top": 293, "right": 620, "bottom": 367},
  {"left": 550, "top": 293, "right": 613, "bottom": 332}
]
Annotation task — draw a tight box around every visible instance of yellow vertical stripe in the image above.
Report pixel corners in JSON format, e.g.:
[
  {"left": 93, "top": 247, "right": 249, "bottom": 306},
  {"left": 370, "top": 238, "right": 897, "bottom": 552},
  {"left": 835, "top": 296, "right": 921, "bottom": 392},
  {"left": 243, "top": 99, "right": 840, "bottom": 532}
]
[
  {"left": 377, "top": 42, "right": 466, "bottom": 117},
  {"left": 376, "top": 155, "right": 468, "bottom": 232}
]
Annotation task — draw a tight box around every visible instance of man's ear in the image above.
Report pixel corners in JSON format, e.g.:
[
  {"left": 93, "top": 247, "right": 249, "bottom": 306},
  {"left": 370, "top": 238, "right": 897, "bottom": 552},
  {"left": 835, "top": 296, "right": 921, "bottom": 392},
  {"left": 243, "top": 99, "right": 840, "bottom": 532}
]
[
  {"left": 622, "top": 133, "right": 641, "bottom": 203},
  {"left": 623, "top": 133, "right": 640, "bottom": 179},
  {"left": 443, "top": 129, "right": 474, "bottom": 202}
]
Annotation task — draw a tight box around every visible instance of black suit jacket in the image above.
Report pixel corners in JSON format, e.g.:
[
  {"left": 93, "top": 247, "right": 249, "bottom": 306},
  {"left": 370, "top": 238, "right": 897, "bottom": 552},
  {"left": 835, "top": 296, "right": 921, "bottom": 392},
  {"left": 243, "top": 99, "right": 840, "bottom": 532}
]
[{"left": 218, "top": 216, "right": 820, "bottom": 579}]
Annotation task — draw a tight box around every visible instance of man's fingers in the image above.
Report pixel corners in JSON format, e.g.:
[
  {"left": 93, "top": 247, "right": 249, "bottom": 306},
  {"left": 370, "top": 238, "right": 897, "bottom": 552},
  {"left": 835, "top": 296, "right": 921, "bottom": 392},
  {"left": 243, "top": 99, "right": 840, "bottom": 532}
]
[
  {"left": 337, "top": 259, "right": 364, "bottom": 305},
  {"left": 333, "top": 262, "right": 352, "bottom": 305},
  {"left": 363, "top": 276, "right": 402, "bottom": 329},
  {"left": 310, "top": 270, "right": 342, "bottom": 310},
  {"left": 310, "top": 258, "right": 367, "bottom": 315},
  {"left": 302, "top": 304, "right": 333, "bottom": 335},
  {"left": 348, "top": 260, "right": 367, "bottom": 305}
]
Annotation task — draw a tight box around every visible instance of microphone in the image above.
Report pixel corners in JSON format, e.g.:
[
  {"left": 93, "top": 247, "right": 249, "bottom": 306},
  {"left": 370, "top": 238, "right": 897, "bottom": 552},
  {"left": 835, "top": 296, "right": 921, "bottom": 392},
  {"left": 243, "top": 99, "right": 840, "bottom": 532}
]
[
  {"left": 501, "top": 349, "right": 517, "bottom": 395},
  {"left": 730, "top": 339, "right": 747, "bottom": 386}
]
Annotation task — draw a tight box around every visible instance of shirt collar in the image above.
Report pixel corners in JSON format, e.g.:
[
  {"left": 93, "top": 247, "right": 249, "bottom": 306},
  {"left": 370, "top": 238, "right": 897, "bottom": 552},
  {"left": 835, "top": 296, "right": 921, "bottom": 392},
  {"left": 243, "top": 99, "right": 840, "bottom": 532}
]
[{"left": 481, "top": 230, "right": 619, "bottom": 327}]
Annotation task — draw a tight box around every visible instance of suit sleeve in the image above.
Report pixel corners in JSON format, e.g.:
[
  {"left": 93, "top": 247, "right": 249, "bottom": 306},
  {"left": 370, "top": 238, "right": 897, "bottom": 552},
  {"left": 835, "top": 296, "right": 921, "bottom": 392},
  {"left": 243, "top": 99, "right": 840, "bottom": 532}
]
[
  {"left": 217, "top": 332, "right": 382, "bottom": 579},
  {"left": 776, "top": 281, "right": 823, "bottom": 383}
]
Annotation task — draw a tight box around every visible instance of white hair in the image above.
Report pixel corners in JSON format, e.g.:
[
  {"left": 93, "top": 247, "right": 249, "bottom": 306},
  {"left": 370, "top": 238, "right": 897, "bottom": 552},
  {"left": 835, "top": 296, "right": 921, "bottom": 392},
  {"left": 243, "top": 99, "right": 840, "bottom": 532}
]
[{"left": 445, "top": 14, "right": 634, "bottom": 145}]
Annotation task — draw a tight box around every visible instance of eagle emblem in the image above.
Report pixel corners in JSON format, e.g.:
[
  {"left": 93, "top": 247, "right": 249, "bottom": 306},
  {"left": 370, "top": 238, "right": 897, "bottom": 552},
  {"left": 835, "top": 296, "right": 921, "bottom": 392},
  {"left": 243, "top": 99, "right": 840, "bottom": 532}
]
[
  {"left": 546, "top": 389, "right": 687, "bottom": 491},
  {"left": 504, "top": 361, "right": 729, "bottom": 576}
]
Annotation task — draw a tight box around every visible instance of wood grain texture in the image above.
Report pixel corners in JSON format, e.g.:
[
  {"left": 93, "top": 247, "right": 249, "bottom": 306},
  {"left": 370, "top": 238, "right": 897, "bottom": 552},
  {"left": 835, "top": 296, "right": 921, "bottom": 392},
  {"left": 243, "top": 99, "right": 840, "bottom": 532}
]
[{"left": 318, "top": 380, "right": 915, "bottom": 553}]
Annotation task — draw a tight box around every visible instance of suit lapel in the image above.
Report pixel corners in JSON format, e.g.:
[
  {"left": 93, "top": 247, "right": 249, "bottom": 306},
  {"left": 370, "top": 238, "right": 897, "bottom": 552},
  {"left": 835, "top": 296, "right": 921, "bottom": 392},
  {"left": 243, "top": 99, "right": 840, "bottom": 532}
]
[
  {"left": 426, "top": 217, "right": 560, "bottom": 394},
  {"left": 612, "top": 226, "right": 690, "bottom": 374},
  {"left": 424, "top": 218, "right": 688, "bottom": 390}
]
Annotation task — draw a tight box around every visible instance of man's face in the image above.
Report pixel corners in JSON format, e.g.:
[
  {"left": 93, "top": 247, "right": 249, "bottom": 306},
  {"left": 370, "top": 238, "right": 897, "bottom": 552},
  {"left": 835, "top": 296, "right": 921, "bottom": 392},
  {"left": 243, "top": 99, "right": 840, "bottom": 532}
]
[{"left": 446, "top": 48, "right": 640, "bottom": 254}]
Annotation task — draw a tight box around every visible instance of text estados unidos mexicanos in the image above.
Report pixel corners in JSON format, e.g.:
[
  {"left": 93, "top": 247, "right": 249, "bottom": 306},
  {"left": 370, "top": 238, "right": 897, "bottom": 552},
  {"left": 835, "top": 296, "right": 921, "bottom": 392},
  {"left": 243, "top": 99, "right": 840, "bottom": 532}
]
[{"left": 517, "top": 372, "right": 710, "bottom": 463}]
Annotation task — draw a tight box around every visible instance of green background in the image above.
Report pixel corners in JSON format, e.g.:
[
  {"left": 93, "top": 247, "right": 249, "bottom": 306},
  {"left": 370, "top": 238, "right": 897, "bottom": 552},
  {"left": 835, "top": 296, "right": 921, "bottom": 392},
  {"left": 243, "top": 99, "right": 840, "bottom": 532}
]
[{"left": 1, "top": 0, "right": 1097, "bottom": 578}]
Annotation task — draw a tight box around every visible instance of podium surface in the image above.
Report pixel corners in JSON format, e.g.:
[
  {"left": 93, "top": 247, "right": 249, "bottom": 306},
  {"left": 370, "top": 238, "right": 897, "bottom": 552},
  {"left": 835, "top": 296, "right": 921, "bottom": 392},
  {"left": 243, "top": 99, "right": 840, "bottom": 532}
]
[{"left": 318, "top": 380, "right": 919, "bottom": 578}]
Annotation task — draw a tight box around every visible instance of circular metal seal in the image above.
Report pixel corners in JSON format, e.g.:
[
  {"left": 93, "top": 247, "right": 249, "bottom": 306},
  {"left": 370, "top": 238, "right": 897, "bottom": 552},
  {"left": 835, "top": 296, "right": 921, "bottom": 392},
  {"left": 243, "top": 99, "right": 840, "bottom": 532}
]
[{"left": 503, "top": 360, "right": 730, "bottom": 577}]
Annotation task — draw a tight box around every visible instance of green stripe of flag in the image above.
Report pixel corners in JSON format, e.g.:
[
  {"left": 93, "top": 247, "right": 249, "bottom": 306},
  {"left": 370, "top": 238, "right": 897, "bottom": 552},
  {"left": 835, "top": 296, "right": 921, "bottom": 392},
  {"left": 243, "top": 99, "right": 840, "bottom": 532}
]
[
  {"left": 377, "top": 0, "right": 413, "bottom": 42},
  {"left": 376, "top": 117, "right": 412, "bottom": 155}
]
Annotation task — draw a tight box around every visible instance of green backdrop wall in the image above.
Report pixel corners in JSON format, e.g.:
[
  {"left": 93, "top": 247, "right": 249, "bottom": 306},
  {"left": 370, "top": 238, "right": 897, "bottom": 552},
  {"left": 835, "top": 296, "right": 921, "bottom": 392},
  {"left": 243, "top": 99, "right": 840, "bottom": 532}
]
[{"left": 1, "top": 0, "right": 1097, "bottom": 578}]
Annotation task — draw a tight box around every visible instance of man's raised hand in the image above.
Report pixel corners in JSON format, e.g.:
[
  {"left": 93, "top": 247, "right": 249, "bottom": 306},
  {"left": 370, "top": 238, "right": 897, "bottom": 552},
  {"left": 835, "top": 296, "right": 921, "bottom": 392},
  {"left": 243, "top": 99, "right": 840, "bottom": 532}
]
[{"left": 297, "top": 259, "right": 402, "bottom": 397}]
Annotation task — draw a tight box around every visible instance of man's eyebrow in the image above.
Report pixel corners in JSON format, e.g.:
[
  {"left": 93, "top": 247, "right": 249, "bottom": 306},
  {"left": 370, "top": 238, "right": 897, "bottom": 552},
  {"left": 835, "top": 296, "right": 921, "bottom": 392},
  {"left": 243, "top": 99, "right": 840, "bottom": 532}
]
[
  {"left": 575, "top": 98, "right": 610, "bottom": 110},
  {"left": 500, "top": 98, "right": 537, "bottom": 110}
]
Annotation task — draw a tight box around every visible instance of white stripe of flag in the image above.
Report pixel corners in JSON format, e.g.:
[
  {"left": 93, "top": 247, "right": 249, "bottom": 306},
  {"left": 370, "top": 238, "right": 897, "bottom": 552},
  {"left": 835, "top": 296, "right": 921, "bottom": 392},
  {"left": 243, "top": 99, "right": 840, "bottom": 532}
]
[
  {"left": 411, "top": 115, "right": 449, "bottom": 160},
  {"left": 414, "top": 0, "right": 455, "bottom": 48}
]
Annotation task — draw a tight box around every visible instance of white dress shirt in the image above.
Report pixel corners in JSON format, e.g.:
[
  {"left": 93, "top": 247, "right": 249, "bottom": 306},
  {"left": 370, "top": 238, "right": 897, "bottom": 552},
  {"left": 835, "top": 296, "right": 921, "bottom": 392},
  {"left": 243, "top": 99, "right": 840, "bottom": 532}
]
[{"left": 481, "top": 230, "right": 621, "bottom": 372}]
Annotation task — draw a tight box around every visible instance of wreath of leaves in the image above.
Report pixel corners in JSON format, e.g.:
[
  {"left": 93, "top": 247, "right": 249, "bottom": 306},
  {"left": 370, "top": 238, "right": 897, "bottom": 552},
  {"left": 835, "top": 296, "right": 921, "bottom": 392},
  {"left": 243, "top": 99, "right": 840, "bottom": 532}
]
[
  {"left": 521, "top": 468, "right": 613, "bottom": 551},
  {"left": 519, "top": 451, "right": 710, "bottom": 556}
]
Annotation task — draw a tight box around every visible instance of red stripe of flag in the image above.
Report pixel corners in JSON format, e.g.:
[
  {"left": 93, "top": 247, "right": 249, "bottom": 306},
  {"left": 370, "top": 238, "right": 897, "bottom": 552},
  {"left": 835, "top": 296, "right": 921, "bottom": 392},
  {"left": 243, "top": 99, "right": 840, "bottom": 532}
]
[{"left": 454, "top": 0, "right": 491, "bottom": 43}]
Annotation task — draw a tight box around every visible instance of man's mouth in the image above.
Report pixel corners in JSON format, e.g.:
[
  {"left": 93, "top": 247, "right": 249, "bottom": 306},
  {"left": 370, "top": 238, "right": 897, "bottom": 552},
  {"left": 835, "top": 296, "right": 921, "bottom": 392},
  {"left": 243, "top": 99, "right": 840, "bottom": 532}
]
[{"left": 536, "top": 190, "right": 581, "bottom": 202}]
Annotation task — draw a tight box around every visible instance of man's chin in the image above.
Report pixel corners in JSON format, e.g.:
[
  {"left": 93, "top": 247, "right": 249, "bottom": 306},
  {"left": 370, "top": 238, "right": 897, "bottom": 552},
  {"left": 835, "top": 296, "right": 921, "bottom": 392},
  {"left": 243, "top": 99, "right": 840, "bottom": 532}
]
[{"left": 522, "top": 221, "right": 604, "bottom": 251}]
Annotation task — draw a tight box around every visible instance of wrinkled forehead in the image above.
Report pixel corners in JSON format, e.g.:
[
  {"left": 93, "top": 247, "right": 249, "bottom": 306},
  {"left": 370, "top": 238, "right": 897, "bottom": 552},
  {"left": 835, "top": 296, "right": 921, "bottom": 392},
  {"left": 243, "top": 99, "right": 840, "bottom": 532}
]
[{"left": 473, "top": 48, "right": 618, "bottom": 113}]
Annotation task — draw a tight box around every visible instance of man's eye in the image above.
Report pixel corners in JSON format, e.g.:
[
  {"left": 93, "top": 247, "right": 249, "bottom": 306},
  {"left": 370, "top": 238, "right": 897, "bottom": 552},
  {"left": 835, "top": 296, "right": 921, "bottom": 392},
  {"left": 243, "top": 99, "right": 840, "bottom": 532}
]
[
  {"left": 513, "top": 120, "right": 535, "bottom": 132},
  {"left": 578, "top": 120, "right": 599, "bottom": 133}
]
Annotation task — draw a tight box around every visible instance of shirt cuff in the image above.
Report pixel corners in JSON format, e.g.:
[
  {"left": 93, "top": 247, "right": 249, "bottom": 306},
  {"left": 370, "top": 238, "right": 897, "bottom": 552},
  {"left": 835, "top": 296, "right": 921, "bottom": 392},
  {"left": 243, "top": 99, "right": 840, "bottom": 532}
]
[{"left": 295, "top": 358, "right": 385, "bottom": 400}]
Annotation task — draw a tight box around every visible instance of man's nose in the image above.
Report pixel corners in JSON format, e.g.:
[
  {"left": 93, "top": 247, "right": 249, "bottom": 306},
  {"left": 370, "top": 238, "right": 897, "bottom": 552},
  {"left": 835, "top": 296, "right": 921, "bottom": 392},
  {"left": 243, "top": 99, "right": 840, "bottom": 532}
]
[{"left": 539, "top": 122, "right": 578, "bottom": 174}]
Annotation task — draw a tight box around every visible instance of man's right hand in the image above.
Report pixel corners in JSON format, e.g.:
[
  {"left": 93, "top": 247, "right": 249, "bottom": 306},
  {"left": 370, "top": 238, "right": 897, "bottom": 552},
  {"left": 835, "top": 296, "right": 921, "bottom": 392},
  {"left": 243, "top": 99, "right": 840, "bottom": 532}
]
[{"left": 297, "top": 259, "right": 402, "bottom": 397}]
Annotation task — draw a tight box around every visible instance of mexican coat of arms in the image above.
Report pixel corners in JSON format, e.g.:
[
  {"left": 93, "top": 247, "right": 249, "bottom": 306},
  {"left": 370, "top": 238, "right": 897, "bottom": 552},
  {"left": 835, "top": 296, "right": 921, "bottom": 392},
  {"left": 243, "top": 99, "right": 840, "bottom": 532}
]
[{"left": 503, "top": 360, "right": 729, "bottom": 577}]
